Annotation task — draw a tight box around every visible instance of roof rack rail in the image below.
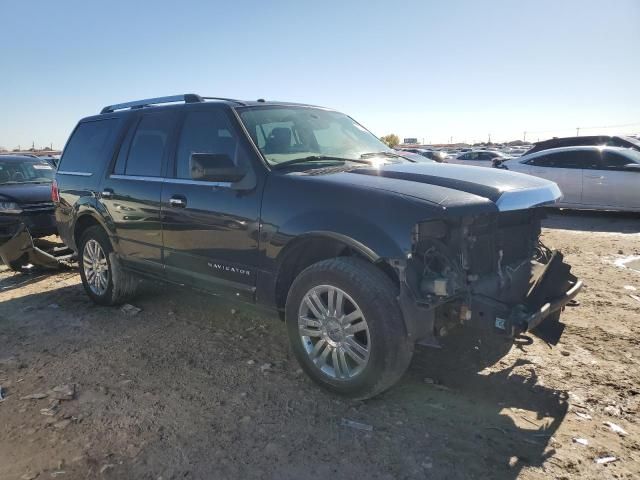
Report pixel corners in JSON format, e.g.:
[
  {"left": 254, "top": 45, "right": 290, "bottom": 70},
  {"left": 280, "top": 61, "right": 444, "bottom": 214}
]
[
  {"left": 201, "top": 96, "right": 247, "bottom": 106},
  {"left": 100, "top": 94, "right": 204, "bottom": 114}
]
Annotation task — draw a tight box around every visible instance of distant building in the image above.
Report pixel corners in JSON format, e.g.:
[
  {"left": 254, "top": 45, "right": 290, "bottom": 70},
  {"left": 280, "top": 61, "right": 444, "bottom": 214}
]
[{"left": 403, "top": 138, "right": 418, "bottom": 144}]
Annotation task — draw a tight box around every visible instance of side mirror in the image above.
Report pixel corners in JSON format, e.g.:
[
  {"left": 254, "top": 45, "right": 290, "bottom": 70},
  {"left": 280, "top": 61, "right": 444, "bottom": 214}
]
[{"left": 190, "top": 153, "right": 247, "bottom": 183}]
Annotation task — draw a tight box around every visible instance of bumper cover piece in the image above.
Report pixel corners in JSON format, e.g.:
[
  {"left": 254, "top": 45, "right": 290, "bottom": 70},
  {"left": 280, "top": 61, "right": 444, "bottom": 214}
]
[{"left": 0, "top": 222, "right": 74, "bottom": 270}]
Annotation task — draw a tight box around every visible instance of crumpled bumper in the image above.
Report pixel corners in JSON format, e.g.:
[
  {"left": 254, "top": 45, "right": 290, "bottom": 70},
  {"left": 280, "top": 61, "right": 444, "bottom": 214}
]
[
  {"left": 0, "top": 220, "right": 73, "bottom": 270},
  {"left": 486, "top": 250, "right": 582, "bottom": 338}
]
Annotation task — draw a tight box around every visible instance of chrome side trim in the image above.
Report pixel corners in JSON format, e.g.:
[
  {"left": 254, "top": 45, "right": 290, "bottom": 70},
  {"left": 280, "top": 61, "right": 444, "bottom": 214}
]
[
  {"left": 163, "top": 178, "right": 232, "bottom": 188},
  {"left": 109, "top": 174, "right": 232, "bottom": 188},
  {"left": 57, "top": 171, "right": 93, "bottom": 177},
  {"left": 496, "top": 183, "right": 563, "bottom": 212},
  {"left": 110, "top": 174, "right": 164, "bottom": 183}
]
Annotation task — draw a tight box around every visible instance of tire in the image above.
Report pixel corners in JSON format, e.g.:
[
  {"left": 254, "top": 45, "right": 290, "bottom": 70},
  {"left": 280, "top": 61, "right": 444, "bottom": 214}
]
[
  {"left": 78, "top": 226, "right": 138, "bottom": 306},
  {"left": 285, "top": 257, "right": 413, "bottom": 399}
]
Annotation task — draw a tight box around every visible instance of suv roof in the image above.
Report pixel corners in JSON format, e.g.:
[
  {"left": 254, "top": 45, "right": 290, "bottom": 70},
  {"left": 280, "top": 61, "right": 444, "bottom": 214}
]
[
  {"left": 98, "top": 93, "right": 321, "bottom": 115},
  {"left": 526, "top": 135, "right": 640, "bottom": 154},
  {"left": 518, "top": 144, "right": 637, "bottom": 161}
]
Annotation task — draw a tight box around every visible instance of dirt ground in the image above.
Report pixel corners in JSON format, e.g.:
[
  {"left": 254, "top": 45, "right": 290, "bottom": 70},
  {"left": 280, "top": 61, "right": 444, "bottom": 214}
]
[{"left": 0, "top": 210, "right": 639, "bottom": 480}]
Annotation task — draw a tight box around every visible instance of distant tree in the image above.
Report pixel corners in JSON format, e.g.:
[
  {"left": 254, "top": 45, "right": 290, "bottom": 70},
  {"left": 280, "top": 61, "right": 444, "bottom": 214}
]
[{"left": 380, "top": 134, "right": 400, "bottom": 148}]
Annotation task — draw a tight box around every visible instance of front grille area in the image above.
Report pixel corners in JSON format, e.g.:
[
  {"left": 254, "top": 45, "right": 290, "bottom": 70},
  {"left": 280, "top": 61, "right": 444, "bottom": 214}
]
[
  {"left": 21, "top": 202, "right": 55, "bottom": 213},
  {"left": 467, "top": 211, "right": 540, "bottom": 275}
]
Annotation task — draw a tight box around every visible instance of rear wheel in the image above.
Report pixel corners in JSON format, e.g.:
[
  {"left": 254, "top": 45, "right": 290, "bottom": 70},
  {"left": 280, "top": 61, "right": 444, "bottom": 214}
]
[
  {"left": 285, "top": 257, "right": 413, "bottom": 399},
  {"left": 78, "top": 226, "right": 138, "bottom": 305}
]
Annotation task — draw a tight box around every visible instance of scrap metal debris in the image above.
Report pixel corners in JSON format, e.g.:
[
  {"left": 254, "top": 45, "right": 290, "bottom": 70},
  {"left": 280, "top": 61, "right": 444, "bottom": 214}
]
[
  {"left": 341, "top": 418, "right": 373, "bottom": 431},
  {"left": 595, "top": 456, "right": 617, "bottom": 465},
  {"left": 572, "top": 437, "right": 589, "bottom": 446},
  {"left": 0, "top": 223, "right": 74, "bottom": 270},
  {"left": 49, "top": 384, "right": 75, "bottom": 401},
  {"left": 20, "top": 392, "right": 48, "bottom": 400},
  {"left": 121, "top": 304, "right": 142, "bottom": 316},
  {"left": 40, "top": 399, "right": 60, "bottom": 416},
  {"left": 603, "top": 421, "right": 628, "bottom": 436}
]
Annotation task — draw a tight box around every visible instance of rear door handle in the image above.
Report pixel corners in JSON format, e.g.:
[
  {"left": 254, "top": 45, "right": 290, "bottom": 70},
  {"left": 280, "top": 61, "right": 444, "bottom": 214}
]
[
  {"left": 101, "top": 188, "right": 114, "bottom": 198},
  {"left": 169, "top": 195, "right": 187, "bottom": 208},
  {"left": 585, "top": 174, "right": 604, "bottom": 179}
]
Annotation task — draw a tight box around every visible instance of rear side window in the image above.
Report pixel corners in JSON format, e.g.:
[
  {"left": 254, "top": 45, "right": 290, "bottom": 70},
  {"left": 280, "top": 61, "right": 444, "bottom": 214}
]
[
  {"left": 602, "top": 151, "right": 632, "bottom": 169},
  {"left": 528, "top": 151, "right": 600, "bottom": 169},
  {"left": 59, "top": 119, "right": 117, "bottom": 174},
  {"left": 175, "top": 110, "right": 243, "bottom": 179},
  {"left": 124, "top": 113, "right": 175, "bottom": 177}
]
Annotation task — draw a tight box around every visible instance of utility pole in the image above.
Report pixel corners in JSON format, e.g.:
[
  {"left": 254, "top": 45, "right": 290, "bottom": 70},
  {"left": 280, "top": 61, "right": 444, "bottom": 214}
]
[
  {"left": 449, "top": 136, "right": 453, "bottom": 145},
  {"left": 523, "top": 131, "right": 527, "bottom": 142},
  {"left": 576, "top": 127, "right": 580, "bottom": 136},
  {"left": 488, "top": 133, "right": 491, "bottom": 144}
]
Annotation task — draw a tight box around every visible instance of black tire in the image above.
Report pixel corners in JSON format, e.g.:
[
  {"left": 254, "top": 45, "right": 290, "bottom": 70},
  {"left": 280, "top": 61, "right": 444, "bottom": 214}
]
[
  {"left": 285, "top": 257, "right": 413, "bottom": 399},
  {"left": 78, "top": 226, "right": 139, "bottom": 306}
]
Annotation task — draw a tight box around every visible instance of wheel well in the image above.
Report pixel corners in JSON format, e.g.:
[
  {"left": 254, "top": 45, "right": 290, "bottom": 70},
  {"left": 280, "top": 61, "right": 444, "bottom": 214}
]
[
  {"left": 73, "top": 215, "right": 101, "bottom": 249},
  {"left": 274, "top": 236, "right": 399, "bottom": 311}
]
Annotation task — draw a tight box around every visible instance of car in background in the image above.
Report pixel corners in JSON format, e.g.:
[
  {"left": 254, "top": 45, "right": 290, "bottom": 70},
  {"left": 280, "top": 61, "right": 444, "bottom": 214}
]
[
  {"left": 395, "top": 150, "right": 436, "bottom": 163},
  {"left": 398, "top": 148, "right": 448, "bottom": 162},
  {"left": 448, "top": 150, "right": 512, "bottom": 167},
  {"left": 499, "top": 146, "right": 640, "bottom": 212},
  {"left": 0, "top": 155, "right": 59, "bottom": 269},
  {"left": 525, "top": 135, "right": 640, "bottom": 155}
]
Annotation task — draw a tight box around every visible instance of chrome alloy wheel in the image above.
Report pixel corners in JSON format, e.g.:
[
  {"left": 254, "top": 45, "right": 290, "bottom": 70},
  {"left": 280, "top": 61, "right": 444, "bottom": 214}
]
[
  {"left": 298, "top": 285, "right": 371, "bottom": 380},
  {"left": 83, "top": 239, "right": 109, "bottom": 296}
]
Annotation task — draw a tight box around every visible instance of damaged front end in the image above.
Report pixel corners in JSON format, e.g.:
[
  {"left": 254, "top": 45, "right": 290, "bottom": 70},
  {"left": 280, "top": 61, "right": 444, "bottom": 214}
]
[
  {"left": 0, "top": 220, "right": 74, "bottom": 271},
  {"left": 398, "top": 209, "right": 582, "bottom": 346}
]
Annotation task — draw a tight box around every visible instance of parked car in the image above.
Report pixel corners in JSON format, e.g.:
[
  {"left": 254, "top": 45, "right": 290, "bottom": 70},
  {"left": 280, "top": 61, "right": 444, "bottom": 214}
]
[
  {"left": 525, "top": 135, "right": 640, "bottom": 155},
  {"left": 0, "top": 155, "right": 59, "bottom": 269},
  {"left": 448, "top": 150, "right": 512, "bottom": 167},
  {"left": 55, "top": 94, "right": 581, "bottom": 398},
  {"left": 399, "top": 148, "right": 448, "bottom": 162},
  {"left": 499, "top": 146, "right": 640, "bottom": 211}
]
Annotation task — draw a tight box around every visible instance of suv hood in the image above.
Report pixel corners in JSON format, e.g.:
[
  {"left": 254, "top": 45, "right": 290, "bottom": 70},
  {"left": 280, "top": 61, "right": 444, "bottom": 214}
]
[
  {"left": 297, "top": 162, "right": 562, "bottom": 212},
  {"left": 0, "top": 183, "right": 53, "bottom": 204}
]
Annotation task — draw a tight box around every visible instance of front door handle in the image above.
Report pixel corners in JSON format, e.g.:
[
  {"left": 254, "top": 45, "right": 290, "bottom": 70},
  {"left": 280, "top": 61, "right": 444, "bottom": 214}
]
[
  {"left": 101, "top": 188, "right": 114, "bottom": 199},
  {"left": 585, "top": 174, "right": 604, "bottom": 179},
  {"left": 169, "top": 195, "right": 187, "bottom": 208}
]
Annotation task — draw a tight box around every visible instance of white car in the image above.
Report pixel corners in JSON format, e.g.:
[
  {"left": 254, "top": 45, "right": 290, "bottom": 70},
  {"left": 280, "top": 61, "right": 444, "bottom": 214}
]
[
  {"left": 500, "top": 145, "right": 640, "bottom": 212},
  {"left": 448, "top": 150, "right": 512, "bottom": 167}
]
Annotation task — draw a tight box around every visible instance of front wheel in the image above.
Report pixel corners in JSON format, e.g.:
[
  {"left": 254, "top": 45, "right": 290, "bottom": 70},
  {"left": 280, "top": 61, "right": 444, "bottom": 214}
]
[
  {"left": 285, "top": 257, "right": 413, "bottom": 399},
  {"left": 78, "top": 226, "right": 138, "bottom": 306}
]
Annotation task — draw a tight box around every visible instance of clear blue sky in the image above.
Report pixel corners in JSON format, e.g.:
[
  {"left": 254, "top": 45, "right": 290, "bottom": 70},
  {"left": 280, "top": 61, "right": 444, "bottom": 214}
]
[{"left": 1, "top": 0, "right": 638, "bottom": 149}]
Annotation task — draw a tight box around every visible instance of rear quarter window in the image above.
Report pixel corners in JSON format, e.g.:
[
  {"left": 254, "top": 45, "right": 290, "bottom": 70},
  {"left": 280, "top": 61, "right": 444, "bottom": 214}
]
[{"left": 58, "top": 118, "right": 119, "bottom": 175}]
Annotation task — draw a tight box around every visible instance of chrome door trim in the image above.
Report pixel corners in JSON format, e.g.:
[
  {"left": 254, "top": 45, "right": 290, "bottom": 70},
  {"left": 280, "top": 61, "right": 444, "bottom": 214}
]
[
  {"left": 110, "top": 174, "right": 164, "bottom": 182},
  {"left": 57, "top": 171, "right": 93, "bottom": 177},
  {"left": 109, "top": 174, "right": 232, "bottom": 188},
  {"left": 163, "top": 178, "right": 232, "bottom": 188}
]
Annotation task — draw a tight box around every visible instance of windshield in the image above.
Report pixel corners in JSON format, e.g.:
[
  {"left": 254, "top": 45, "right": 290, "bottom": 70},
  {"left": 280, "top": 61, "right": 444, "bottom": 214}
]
[
  {"left": 0, "top": 159, "right": 54, "bottom": 184},
  {"left": 238, "top": 106, "right": 401, "bottom": 167}
]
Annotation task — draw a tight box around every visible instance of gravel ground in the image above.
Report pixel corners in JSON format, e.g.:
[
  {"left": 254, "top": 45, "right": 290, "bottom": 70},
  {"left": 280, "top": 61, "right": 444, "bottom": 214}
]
[{"left": 0, "top": 210, "right": 639, "bottom": 480}]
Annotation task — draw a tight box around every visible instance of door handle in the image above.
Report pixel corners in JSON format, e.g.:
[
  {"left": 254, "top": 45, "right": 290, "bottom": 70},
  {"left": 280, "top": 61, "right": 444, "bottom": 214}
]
[
  {"left": 584, "top": 174, "right": 604, "bottom": 179},
  {"left": 101, "top": 188, "right": 114, "bottom": 198},
  {"left": 169, "top": 195, "right": 187, "bottom": 208}
]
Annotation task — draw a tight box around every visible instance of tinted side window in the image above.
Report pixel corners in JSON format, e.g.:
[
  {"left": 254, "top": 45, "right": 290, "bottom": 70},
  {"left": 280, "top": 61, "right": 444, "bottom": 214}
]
[
  {"left": 528, "top": 151, "right": 599, "bottom": 169},
  {"left": 59, "top": 119, "right": 117, "bottom": 174},
  {"left": 125, "top": 113, "right": 174, "bottom": 177},
  {"left": 601, "top": 151, "right": 631, "bottom": 169},
  {"left": 175, "top": 110, "right": 243, "bottom": 179}
]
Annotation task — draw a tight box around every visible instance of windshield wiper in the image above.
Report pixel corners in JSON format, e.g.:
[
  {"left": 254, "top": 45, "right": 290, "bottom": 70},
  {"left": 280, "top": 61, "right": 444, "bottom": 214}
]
[
  {"left": 271, "top": 155, "right": 372, "bottom": 169},
  {"left": 360, "top": 151, "right": 413, "bottom": 162}
]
